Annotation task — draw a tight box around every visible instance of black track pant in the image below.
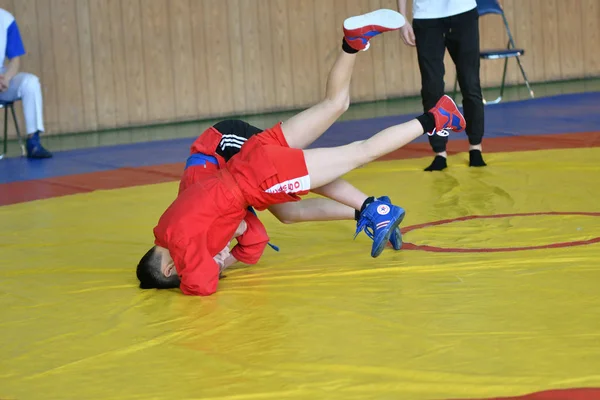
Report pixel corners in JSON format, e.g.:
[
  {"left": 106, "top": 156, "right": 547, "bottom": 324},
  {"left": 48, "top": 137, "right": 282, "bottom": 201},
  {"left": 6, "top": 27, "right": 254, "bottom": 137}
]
[{"left": 413, "top": 7, "right": 484, "bottom": 153}]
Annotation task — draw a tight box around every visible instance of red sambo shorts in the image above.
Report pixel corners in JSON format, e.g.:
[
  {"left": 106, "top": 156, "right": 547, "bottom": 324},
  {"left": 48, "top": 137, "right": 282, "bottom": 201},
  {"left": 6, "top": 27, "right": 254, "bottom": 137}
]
[{"left": 227, "top": 122, "right": 310, "bottom": 211}]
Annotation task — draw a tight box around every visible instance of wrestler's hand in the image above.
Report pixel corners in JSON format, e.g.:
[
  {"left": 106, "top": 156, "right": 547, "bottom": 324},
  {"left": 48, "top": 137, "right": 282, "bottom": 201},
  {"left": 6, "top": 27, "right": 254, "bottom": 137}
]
[
  {"left": 400, "top": 23, "right": 416, "bottom": 46},
  {"left": 0, "top": 75, "right": 9, "bottom": 92}
]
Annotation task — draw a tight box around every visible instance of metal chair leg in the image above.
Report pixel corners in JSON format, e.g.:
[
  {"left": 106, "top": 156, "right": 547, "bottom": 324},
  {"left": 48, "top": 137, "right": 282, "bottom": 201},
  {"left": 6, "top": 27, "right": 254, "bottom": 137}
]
[
  {"left": 483, "top": 41, "right": 510, "bottom": 105},
  {"left": 1, "top": 106, "right": 7, "bottom": 160},
  {"left": 502, "top": 14, "right": 533, "bottom": 98},
  {"left": 498, "top": 57, "right": 509, "bottom": 99},
  {"left": 484, "top": 58, "right": 508, "bottom": 105},
  {"left": 515, "top": 56, "right": 535, "bottom": 99},
  {"left": 10, "top": 104, "right": 26, "bottom": 156}
]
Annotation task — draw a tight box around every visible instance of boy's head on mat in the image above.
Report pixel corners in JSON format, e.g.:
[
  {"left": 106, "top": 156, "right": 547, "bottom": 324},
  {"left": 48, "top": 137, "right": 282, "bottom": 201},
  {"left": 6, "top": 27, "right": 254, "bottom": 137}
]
[
  {"left": 136, "top": 246, "right": 180, "bottom": 290},
  {"left": 137, "top": 220, "right": 248, "bottom": 290}
]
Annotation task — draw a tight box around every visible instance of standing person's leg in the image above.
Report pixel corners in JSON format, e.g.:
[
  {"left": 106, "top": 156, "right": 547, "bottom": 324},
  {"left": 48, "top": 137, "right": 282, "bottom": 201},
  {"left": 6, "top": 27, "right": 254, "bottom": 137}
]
[
  {"left": 0, "top": 72, "right": 52, "bottom": 158},
  {"left": 413, "top": 17, "right": 449, "bottom": 171},
  {"left": 279, "top": 9, "right": 405, "bottom": 150},
  {"left": 445, "top": 8, "right": 486, "bottom": 167},
  {"left": 302, "top": 95, "right": 465, "bottom": 257}
]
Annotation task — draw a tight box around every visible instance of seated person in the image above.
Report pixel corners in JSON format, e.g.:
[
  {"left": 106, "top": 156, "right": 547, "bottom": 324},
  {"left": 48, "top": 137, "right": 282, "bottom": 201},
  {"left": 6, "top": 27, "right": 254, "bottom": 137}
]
[{"left": 0, "top": 8, "right": 51, "bottom": 158}]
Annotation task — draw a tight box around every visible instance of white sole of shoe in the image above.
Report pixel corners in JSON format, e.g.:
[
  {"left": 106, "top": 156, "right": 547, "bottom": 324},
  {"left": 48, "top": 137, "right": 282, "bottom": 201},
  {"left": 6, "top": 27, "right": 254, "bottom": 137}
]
[{"left": 344, "top": 9, "right": 406, "bottom": 31}]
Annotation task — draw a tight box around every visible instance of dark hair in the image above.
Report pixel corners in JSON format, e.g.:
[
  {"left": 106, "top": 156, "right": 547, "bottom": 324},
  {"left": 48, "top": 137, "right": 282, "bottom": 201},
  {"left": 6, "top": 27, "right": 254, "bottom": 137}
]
[{"left": 136, "top": 246, "right": 180, "bottom": 289}]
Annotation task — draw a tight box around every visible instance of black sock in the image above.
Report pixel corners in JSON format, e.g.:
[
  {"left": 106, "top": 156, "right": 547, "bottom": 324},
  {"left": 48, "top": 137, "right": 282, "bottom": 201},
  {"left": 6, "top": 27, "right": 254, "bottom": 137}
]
[
  {"left": 355, "top": 196, "right": 375, "bottom": 220},
  {"left": 417, "top": 112, "right": 435, "bottom": 134},
  {"left": 424, "top": 155, "right": 447, "bottom": 172},
  {"left": 469, "top": 149, "right": 487, "bottom": 167},
  {"left": 342, "top": 38, "right": 359, "bottom": 54}
]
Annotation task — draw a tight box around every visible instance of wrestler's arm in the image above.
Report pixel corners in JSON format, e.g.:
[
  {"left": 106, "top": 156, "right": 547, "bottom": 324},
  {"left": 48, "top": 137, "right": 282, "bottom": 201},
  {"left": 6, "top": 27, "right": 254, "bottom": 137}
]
[{"left": 229, "top": 212, "right": 269, "bottom": 265}]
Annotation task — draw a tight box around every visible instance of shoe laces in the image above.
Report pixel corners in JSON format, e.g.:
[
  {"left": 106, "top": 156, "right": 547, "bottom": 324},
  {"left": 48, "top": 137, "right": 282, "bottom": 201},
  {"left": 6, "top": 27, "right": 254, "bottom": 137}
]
[{"left": 354, "top": 216, "right": 375, "bottom": 240}]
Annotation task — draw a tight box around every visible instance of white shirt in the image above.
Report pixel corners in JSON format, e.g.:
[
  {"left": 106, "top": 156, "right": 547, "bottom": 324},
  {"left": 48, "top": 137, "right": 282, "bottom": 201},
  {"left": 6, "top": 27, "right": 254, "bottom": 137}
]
[{"left": 412, "top": 0, "right": 477, "bottom": 19}]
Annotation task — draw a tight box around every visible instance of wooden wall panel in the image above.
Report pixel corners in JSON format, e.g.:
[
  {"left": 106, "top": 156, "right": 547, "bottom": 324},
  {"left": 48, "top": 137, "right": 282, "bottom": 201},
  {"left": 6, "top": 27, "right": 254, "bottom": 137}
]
[
  {"left": 239, "top": 0, "right": 265, "bottom": 114},
  {"left": 383, "top": 0, "right": 420, "bottom": 97},
  {"left": 541, "top": 0, "right": 562, "bottom": 82},
  {"left": 557, "top": 0, "right": 584, "bottom": 80},
  {"left": 511, "top": 0, "right": 535, "bottom": 84},
  {"left": 75, "top": 0, "right": 98, "bottom": 131},
  {"left": 51, "top": 0, "right": 84, "bottom": 133},
  {"left": 0, "top": 0, "right": 12, "bottom": 12},
  {"left": 169, "top": 0, "right": 198, "bottom": 120},
  {"left": 199, "top": 1, "right": 231, "bottom": 117},
  {"left": 312, "top": 0, "right": 335, "bottom": 99},
  {"left": 257, "top": 0, "right": 277, "bottom": 112},
  {"left": 0, "top": 0, "right": 598, "bottom": 138},
  {"left": 269, "top": 0, "right": 294, "bottom": 109},
  {"left": 288, "top": 0, "right": 320, "bottom": 108},
  {"left": 89, "top": 0, "right": 117, "bottom": 128},
  {"left": 380, "top": 0, "right": 407, "bottom": 98},
  {"left": 312, "top": 0, "right": 353, "bottom": 101},
  {"left": 226, "top": 0, "right": 247, "bottom": 114},
  {"left": 186, "top": 2, "right": 209, "bottom": 118},
  {"left": 108, "top": 0, "right": 130, "bottom": 127},
  {"left": 121, "top": 0, "right": 148, "bottom": 125},
  {"left": 582, "top": 0, "right": 600, "bottom": 77},
  {"left": 140, "top": 0, "right": 176, "bottom": 122}
]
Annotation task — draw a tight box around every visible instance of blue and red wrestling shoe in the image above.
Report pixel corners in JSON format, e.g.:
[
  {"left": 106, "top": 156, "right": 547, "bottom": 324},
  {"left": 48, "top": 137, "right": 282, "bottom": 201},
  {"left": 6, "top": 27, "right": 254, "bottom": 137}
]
[
  {"left": 343, "top": 9, "right": 406, "bottom": 51},
  {"left": 428, "top": 95, "right": 466, "bottom": 137}
]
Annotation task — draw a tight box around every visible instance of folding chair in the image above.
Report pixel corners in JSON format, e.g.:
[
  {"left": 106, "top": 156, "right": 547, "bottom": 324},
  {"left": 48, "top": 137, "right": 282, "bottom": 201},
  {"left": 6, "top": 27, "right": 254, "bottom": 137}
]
[
  {"left": 0, "top": 100, "right": 25, "bottom": 160},
  {"left": 453, "top": 0, "right": 534, "bottom": 104}
]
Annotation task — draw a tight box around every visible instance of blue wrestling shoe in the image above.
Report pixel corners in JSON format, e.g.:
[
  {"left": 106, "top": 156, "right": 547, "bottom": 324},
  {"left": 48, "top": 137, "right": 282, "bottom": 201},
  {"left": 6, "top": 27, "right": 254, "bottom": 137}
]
[
  {"left": 378, "top": 196, "right": 404, "bottom": 250},
  {"left": 26, "top": 131, "right": 52, "bottom": 159},
  {"left": 355, "top": 198, "right": 406, "bottom": 258}
]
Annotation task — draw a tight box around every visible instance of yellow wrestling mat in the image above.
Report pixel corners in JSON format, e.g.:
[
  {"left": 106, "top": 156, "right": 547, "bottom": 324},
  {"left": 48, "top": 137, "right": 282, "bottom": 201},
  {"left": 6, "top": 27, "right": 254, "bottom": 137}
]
[{"left": 1, "top": 147, "right": 600, "bottom": 400}]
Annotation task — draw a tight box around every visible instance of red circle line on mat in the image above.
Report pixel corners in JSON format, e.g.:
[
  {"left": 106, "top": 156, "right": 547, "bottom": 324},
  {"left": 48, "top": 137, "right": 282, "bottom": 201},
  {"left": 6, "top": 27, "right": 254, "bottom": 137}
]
[
  {"left": 448, "top": 387, "right": 600, "bottom": 400},
  {"left": 401, "top": 211, "right": 600, "bottom": 253}
]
